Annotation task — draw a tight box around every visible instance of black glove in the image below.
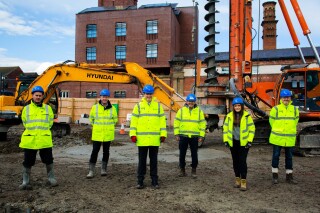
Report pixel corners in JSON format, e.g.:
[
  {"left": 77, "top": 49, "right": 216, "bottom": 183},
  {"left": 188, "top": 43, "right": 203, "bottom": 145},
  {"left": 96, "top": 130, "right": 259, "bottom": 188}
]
[
  {"left": 245, "top": 142, "right": 252, "bottom": 149},
  {"left": 224, "top": 142, "right": 230, "bottom": 148}
]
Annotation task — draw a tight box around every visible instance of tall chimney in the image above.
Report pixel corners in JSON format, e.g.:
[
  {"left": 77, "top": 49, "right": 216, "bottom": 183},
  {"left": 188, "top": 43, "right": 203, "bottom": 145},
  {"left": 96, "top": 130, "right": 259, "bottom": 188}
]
[
  {"left": 261, "top": 1, "right": 278, "bottom": 50},
  {"left": 98, "top": 0, "right": 138, "bottom": 7}
]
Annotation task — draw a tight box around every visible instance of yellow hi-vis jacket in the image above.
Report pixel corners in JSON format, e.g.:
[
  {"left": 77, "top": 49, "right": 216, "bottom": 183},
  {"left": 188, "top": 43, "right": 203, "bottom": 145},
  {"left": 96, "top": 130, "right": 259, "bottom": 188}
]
[
  {"left": 90, "top": 102, "right": 118, "bottom": 142},
  {"left": 174, "top": 105, "right": 206, "bottom": 138},
  {"left": 223, "top": 110, "right": 255, "bottom": 147},
  {"left": 129, "top": 97, "right": 167, "bottom": 146},
  {"left": 269, "top": 100, "right": 299, "bottom": 147},
  {"left": 19, "top": 101, "right": 54, "bottom": 149}
]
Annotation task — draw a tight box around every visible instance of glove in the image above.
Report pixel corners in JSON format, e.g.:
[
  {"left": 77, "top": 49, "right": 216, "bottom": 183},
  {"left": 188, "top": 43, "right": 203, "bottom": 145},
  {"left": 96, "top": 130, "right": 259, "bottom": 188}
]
[
  {"left": 245, "top": 142, "right": 252, "bottom": 149},
  {"left": 224, "top": 142, "right": 230, "bottom": 148},
  {"left": 160, "top": 136, "right": 166, "bottom": 142},
  {"left": 198, "top": 137, "right": 204, "bottom": 143},
  {"left": 131, "top": 136, "right": 137, "bottom": 143}
]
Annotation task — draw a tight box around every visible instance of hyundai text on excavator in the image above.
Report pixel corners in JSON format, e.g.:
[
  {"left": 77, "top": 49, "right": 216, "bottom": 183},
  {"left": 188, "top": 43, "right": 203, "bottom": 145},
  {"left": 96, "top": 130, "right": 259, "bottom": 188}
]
[
  {"left": 198, "top": 0, "right": 320, "bottom": 154},
  {"left": 0, "top": 61, "right": 184, "bottom": 140}
]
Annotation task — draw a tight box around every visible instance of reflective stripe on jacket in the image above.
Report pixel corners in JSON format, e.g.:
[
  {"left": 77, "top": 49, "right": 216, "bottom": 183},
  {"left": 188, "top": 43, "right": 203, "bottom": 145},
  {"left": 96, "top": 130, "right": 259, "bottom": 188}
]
[
  {"left": 90, "top": 103, "right": 118, "bottom": 142},
  {"left": 173, "top": 105, "right": 206, "bottom": 138},
  {"left": 269, "top": 101, "right": 299, "bottom": 147},
  {"left": 129, "top": 97, "right": 167, "bottom": 146},
  {"left": 223, "top": 110, "right": 255, "bottom": 147},
  {"left": 19, "top": 101, "right": 54, "bottom": 149}
]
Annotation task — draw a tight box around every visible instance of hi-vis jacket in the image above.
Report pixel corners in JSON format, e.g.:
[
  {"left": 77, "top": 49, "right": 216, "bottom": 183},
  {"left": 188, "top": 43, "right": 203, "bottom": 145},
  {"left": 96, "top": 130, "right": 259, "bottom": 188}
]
[
  {"left": 223, "top": 110, "right": 255, "bottom": 147},
  {"left": 90, "top": 101, "right": 118, "bottom": 142},
  {"left": 269, "top": 100, "right": 299, "bottom": 147},
  {"left": 20, "top": 101, "right": 54, "bottom": 149},
  {"left": 129, "top": 97, "right": 167, "bottom": 146},
  {"left": 174, "top": 105, "right": 206, "bottom": 138}
]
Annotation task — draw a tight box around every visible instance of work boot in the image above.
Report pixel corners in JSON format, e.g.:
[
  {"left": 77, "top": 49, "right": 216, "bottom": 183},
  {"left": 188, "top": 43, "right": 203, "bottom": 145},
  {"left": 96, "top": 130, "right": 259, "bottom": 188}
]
[
  {"left": 19, "top": 167, "right": 32, "bottom": 190},
  {"left": 136, "top": 181, "right": 144, "bottom": 189},
  {"left": 86, "top": 163, "right": 95, "bottom": 179},
  {"left": 151, "top": 178, "right": 160, "bottom": 189},
  {"left": 234, "top": 177, "right": 241, "bottom": 188},
  {"left": 101, "top": 161, "right": 107, "bottom": 176},
  {"left": 272, "top": 173, "right": 279, "bottom": 184},
  {"left": 46, "top": 164, "right": 58, "bottom": 187},
  {"left": 240, "top": 179, "right": 247, "bottom": 191},
  {"left": 178, "top": 168, "right": 186, "bottom": 177},
  {"left": 191, "top": 168, "right": 197, "bottom": 179},
  {"left": 286, "top": 173, "right": 297, "bottom": 184}
]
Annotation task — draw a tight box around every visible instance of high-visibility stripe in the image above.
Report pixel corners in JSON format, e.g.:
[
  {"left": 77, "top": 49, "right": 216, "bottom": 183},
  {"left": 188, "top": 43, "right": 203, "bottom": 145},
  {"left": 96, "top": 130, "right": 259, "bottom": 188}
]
[
  {"left": 179, "top": 130, "right": 200, "bottom": 135},
  {"left": 137, "top": 132, "right": 160, "bottom": 135},
  {"left": 26, "top": 126, "right": 48, "bottom": 130},
  {"left": 271, "top": 131, "right": 296, "bottom": 137}
]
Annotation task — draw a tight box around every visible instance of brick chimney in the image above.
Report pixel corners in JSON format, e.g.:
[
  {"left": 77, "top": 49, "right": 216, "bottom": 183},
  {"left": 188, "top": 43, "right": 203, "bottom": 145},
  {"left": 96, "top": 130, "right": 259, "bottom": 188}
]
[
  {"left": 261, "top": 1, "right": 278, "bottom": 50},
  {"left": 98, "top": 0, "right": 138, "bottom": 7}
]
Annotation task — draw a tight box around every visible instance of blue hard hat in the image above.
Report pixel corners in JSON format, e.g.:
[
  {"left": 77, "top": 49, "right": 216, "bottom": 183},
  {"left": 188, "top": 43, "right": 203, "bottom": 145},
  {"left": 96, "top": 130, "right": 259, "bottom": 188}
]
[
  {"left": 100, "top": 89, "right": 110, "bottom": 96},
  {"left": 232, "top": 97, "right": 244, "bottom": 105},
  {"left": 280, "top": 89, "right": 291, "bottom": 98},
  {"left": 31, "top": 86, "right": 44, "bottom": 94},
  {"left": 142, "top": 84, "right": 154, "bottom": 94},
  {"left": 186, "top": 94, "right": 196, "bottom": 102}
]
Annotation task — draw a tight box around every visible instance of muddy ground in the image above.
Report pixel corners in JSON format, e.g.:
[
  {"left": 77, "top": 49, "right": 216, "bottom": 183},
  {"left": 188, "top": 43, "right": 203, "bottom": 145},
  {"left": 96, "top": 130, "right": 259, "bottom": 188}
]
[{"left": 0, "top": 124, "right": 319, "bottom": 213}]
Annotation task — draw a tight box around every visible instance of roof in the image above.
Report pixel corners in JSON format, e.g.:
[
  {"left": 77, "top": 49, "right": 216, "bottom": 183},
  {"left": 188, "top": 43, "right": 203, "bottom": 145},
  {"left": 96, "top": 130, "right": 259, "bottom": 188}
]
[
  {"left": 180, "top": 47, "right": 320, "bottom": 63},
  {"left": 0, "top": 66, "right": 22, "bottom": 75}
]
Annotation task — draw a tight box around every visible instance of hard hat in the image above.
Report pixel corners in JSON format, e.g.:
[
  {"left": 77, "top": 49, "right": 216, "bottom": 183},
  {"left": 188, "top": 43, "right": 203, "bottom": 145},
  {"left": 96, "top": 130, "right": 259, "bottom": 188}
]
[
  {"left": 31, "top": 86, "right": 44, "bottom": 94},
  {"left": 142, "top": 84, "right": 154, "bottom": 94},
  {"left": 100, "top": 89, "right": 110, "bottom": 97},
  {"left": 280, "top": 89, "right": 291, "bottom": 98},
  {"left": 186, "top": 94, "right": 196, "bottom": 102},
  {"left": 232, "top": 97, "right": 244, "bottom": 105}
]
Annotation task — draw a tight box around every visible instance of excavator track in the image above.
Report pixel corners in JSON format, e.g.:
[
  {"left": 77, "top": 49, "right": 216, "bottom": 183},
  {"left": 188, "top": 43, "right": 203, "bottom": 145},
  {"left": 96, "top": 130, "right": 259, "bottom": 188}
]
[{"left": 295, "top": 121, "right": 320, "bottom": 156}]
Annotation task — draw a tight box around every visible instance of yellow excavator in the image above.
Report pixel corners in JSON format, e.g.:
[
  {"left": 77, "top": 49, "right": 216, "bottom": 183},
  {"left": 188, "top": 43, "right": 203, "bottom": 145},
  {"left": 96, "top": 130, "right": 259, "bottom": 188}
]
[{"left": 0, "top": 60, "right": 184, "bottom": 140}]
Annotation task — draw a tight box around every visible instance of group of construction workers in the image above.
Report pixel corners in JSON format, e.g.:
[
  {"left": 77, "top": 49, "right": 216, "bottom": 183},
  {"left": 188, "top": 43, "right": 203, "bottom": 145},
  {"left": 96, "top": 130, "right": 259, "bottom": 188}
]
[{"left": 18, "top": 85, "right": 299, "bottom": 191}]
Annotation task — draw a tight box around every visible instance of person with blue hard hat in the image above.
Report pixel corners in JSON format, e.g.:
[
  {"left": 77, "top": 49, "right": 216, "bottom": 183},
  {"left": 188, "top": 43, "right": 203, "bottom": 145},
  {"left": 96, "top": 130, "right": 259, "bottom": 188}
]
[
  {"left": 269, "top": 89, "right": 299, "bottom": 184},
  {"left": 223, "top": 96, "right": 255, "bottom": 191},
  {"left": 87, "top": 88, "right": 118, "bottom": 178},
  {"left": 19, "top": 85, "right": 58, "bottom": 189},
  {"left": 130, "top": 84, "right": 167, "bottom": 189},
  {"left": 174, "top": 93, "right": 206, "bottom": 178}
]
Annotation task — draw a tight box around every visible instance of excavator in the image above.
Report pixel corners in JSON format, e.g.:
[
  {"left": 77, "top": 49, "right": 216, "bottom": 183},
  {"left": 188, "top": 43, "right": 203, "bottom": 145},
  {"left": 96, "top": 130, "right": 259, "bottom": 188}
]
[
  {"left": 200, "top": 0, "right": 320, "bottom": 155},
  {"left": 0, "top": 61, "right": 184, "bottom": 140}
]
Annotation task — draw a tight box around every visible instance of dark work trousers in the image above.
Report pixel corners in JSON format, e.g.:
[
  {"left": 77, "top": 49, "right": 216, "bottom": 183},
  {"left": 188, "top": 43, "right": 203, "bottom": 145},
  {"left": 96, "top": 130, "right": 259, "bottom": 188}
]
[
  {"left": 89, "top": 141, "right": 111, "bottom": 164},
  {"left": 23, "top": 148, "right": 54, "bottom": 168},
  {"left": 179, "top": 136, "right": 199, "bottom": 169},
  {"left": 272, "top": 145, "right": 293, "bottom": 170},
  {"left": 230, "top": 139, "right": 249, "bottom": 179},
  {"left": 137, "top": 146, "right": 159, "bottom": 185}
]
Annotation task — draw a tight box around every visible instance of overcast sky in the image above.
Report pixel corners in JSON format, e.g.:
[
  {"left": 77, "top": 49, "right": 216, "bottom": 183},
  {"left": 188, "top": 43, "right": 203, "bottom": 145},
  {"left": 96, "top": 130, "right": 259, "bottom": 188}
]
[{"left": 0, "top": 0, "right": 319, "bottom": 73}]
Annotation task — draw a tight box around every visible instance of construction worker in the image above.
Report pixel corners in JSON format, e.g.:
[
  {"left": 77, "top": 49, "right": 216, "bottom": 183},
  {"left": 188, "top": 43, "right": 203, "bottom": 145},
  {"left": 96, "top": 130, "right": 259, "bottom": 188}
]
[
  {"left": 87, "top": 89, "right": 118, "bottom": 178},
  {"left": 269, "top": 89, "right": 299, "bottom": 184},
  {"left": 174, "top": 93, "right": 206, "bottom": 178},
  {"left": 19, "top": 86, "right": 57, "bottom": 190},
  {"left": 130, "top": 84, "right": 167, "bottom": 189},
  {"left": 223, "top": 97, "right": 255, "bottom": 191}
]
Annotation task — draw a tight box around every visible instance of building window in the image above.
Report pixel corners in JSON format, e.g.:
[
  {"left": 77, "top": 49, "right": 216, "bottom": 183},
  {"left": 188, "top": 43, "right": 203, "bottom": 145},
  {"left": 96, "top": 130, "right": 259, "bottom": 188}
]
[
  {"left": 146, "top": 20, "right": 158, "bottom": 34},
  {"left": 86, "top": 47, "right": 96, "bottom": 62},
  {"left": 60, "top": 91, "right": 69, "bottom": 98},
  {"left": 114, "top": 91, "right": 126, "bottom": 98},
  {"left": 115, "top": 45, "right": 126, "bottom": 60},
  {"left": 146, "top": 44, "right": 158, "bottom": 58},
  {"left": 86, "top": 24, "right": 97, "bottom": 38},
  {"left": 86, "top": 91, "right": 97, "bottom": 98},
  {"left": 115, "top": 22, "right": 126, "bottom": 36}
]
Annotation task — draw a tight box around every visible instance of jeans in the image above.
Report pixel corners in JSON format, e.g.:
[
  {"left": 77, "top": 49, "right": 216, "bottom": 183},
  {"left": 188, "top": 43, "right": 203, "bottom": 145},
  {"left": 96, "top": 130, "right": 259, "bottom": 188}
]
[
  {"left": 272, "top": 145, "right": 293, "bottom": 170},
  {"left": 137, "top": 146, "right": 159, "bottom": 185},
  {"left": 89, "top": 141, "right": 111, "bottom": 164},
  {"left": 179, "top": 136, "right": 199, "bottom": 169},
  {"left": 23, "top": 148, "right": 54, "bottom": 168},
  {"left": 230, "top": 139, "right": 249, "bottom": 179}
]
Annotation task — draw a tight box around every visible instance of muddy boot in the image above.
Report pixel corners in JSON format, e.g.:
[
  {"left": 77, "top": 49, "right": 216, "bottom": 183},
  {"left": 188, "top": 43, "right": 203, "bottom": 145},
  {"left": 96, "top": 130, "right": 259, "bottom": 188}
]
[
  {"left": 234, "top": 177, "right": 241, "bottom": 188},
  {"left": 46, "top": 164, "right": 58, "bottom": 187},
  {"left": 240, "top": 179, "right": 247, "bottom": 191},
  {"left": 151, "top": 178, "right": 160, "bottom": 189},
  {"left": 86, "top": 163, "right": 95, "bottom": 179},
  {"left": 286, "top": 173, "right": 297, "bottom": 184},
  {"left": 19, "top": 167, "right": 32, "bottom": 190},
  {"left": 191, "top": 168, "right": 197, "bottom": 179},
  {"left": 101, "top": 161, "right": 107, "bottom": 176},
  {"left": 272, "top": 173, "right": 279, "bottom": 184},
  {"left": 178, "top": 168, "right": 186, "bottom": 177},
  {"left": 136, "top": 181, "right": 144, "bottom": 189}
]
